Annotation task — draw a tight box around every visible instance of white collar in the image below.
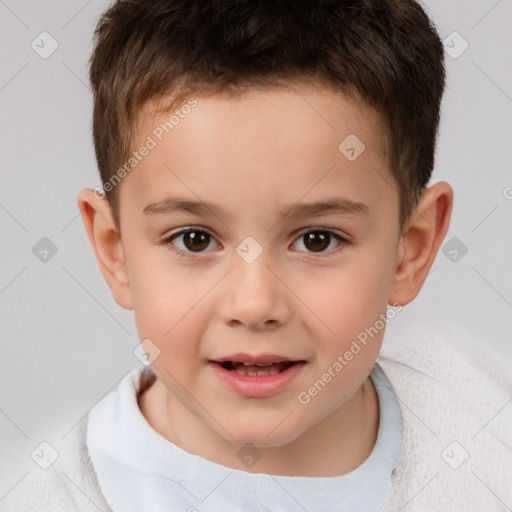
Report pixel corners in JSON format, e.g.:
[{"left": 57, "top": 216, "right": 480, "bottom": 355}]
[{"left": 86, "top": 362, "right": 402, "bottom": 512}]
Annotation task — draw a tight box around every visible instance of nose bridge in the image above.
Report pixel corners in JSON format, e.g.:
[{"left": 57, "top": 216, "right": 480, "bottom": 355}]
[
  {"left": 234, "top": 242, "right": 275, "bottom": 292},
  {"left": 218, "top": 237, "right": 291, "bottom": 328}
]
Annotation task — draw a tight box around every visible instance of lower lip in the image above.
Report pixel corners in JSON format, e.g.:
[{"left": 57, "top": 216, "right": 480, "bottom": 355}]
[{"left": 209, "top": 361, "right": 306, "bottom": 398}]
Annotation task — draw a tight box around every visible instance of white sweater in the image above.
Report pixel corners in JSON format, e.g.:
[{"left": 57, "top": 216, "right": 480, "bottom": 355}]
[
  {"left": 84, "top": 360, "right": 402, "bottom": 512},
  {"left": 7, "top": 313, "right": 512, "bottom": 511}
]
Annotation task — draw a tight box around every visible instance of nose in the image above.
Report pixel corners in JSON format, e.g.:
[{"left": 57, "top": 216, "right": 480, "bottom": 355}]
[{"left": 218, "top": 249, "right": 292, "bottom": 330}]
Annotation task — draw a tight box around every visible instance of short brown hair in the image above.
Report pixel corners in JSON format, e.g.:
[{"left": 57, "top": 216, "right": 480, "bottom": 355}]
[{"left": 88, "top": 0, "right": 446, "bottom": 234}]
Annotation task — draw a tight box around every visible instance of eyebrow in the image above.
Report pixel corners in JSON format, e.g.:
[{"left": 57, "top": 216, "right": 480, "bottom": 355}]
[{"left": 142, "top": 196, "right": 371, "bottom": 220}]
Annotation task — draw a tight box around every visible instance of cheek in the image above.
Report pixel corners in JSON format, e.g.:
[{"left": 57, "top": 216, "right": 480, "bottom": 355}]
[
  {"left": 127, "top": 255, "right": 210, "bottom": 362},
  {"left": 127, "top": 247, "right": 201, "bottom": 323},
  {"left": 309, "top": 264, "right": 390, "bottom": 328},
  {"left": 304, "top": 250, "right": 394, "bottom": 358}
]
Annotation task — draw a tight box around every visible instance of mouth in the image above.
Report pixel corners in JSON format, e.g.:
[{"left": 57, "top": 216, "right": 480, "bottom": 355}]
[
  {"left": 216, "top": 360, "right": 297, "bottom": 376},
  {"left": 209, "top": 353, "right": 306, "bottom": 377},
  {"left": 208, "top": 354, "right": 307, "bottom": 398}
]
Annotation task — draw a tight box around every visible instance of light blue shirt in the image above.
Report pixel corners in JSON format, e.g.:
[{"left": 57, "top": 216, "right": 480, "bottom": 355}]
[{"left": 87, "top": 362, "right": 403, "bottom": 512}]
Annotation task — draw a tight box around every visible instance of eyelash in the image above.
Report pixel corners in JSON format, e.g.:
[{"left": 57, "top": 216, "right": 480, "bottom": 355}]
[{"left": 161, "top": 227, "right": 349, "bottom": 259}]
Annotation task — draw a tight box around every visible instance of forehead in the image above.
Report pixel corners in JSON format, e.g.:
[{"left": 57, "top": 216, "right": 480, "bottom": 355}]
[
  {"left": 122, "top": 84, "right": 394, "bottom": 224},
  {"left": 138, "top": 83, "right": 386, "bottom": 158}
]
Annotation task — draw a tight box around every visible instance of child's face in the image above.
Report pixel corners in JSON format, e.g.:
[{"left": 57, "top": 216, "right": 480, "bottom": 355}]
[{"left": 113, "top": 84, "right": 403, "bottom": 447}]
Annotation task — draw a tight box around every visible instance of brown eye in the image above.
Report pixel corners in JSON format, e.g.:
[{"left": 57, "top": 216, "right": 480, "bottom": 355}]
[
  {"left": 303, "top": 231, "right": 330, "bottom": 252},
  {"left": 165, "top": 229, "right": 217, "bottom": 254},
  {"left": 182, "top": 231, "right": 210, "bottom": 252},
  {"left": 292, "top": 229, "right": 347, "bottom": 254}
]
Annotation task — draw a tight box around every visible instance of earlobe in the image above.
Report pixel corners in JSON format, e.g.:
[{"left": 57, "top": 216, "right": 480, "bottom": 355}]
[
  {"left": 77, "top": 188, "right": 133, "bottom": 310},
  {"left": 388, "top": 181, "right": 453, "bottom": 306}
]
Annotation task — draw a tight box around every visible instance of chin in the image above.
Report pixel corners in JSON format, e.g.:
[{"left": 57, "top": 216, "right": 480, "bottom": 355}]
[{"left": 221, "top": 421, "right": 305, "bottom": 449}]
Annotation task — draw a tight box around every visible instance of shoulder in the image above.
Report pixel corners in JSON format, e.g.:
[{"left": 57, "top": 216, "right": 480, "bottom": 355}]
[
  {"left": 377, "top": 311, "right": 512, "bottom": 511},
  {"left": 378, "top": 310, "right": 512, "bottom": 406},
  {"left": 57, "top": 415, "right": 114, "bottom": 511},
  {"left": 1, "top": 415, "right": 113, "bottom": 512}
]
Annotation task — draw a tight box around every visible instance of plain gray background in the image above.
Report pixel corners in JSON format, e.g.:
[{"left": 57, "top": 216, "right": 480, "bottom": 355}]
[{"left": 1, "top": 0, "right": 511, "bottom": 501}]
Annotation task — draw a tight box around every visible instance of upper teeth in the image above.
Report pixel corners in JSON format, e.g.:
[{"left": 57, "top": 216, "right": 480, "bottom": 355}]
[{"left": 241, "top": 362, "right": 275, "bottom": 366}]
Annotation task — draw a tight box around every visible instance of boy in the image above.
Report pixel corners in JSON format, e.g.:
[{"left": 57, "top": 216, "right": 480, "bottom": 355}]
[{"left": 15, "top": 0, "right": 511, "bottom": 510}]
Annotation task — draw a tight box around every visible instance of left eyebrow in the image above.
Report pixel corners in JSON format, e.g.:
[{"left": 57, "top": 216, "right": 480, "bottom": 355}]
[
  {"left": 282, "top": 197, "right": 371, "bottom": 219},
  {"left": 142, "top": 196, "right": 372, "bottom": 220}
]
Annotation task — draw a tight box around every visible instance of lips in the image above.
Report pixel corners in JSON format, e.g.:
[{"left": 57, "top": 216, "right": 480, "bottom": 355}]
[
  {"left": 210, "top": 353, "right": 305, "bottom": 377},
  {"left": 213, "top": 353, "right": 299, "bottom": 365},
  {"left": 209, "top": 354, "right": 307, "bottom": 398},
  {"left": 220, "top": 361, "right": 295, "bottom": 376}
]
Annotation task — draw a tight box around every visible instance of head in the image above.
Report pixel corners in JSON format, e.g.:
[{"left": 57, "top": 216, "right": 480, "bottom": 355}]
[{"left": 79, "top": 0, "right": 452, "bottom": 453}]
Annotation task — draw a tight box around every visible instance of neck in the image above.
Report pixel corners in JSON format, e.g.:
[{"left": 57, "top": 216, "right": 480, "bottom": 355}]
[{"left": 140, "top": 376, "right": 380, "bottom": 477}]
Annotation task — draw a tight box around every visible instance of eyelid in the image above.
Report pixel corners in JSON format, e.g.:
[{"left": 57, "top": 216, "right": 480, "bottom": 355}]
[
  {"left": 163, "top": 226, "right": 350, "bottom": 242},
  {"left": 162, "top": 227, "right": 220, "bottom": 256},
  {"left": 291, "top": 227, "right": 349, "bottom": 256},
  {"left": 163, "top": 226, "right": 215, "bottom": 239},
  {"left": 295, "top": 226, "right": 349, "bottom": 241},
  {"left": 162, "top": 226, "right": 350, "bottom": 257}
]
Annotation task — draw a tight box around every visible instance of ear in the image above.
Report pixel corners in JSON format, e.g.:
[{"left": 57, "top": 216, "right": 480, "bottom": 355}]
[
  {"left": 388, "top": 181, "right": 453, "bottom": 306},
  {"left": 77, "top": 188, "right": 133, "bottom": 310}
]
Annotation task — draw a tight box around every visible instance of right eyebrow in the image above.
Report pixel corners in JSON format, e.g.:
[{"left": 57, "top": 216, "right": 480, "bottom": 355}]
[
  {"left": 142, "top": 196, "right": 372, "bottom": 221},
  {"left": 143, "top": 197, "right": 227, "bottom": 218}
]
